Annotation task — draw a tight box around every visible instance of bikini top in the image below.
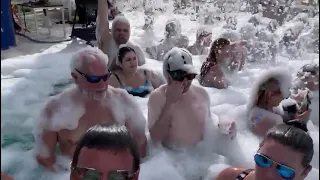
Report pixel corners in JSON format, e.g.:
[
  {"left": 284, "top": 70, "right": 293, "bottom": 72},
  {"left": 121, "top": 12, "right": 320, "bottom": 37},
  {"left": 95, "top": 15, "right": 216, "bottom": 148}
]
[
  {"left": 235, "top": 169, "right": 254, "bottom": 180},
  {"left": 113, "top": 71, "right": 152, "bottom": 98}
]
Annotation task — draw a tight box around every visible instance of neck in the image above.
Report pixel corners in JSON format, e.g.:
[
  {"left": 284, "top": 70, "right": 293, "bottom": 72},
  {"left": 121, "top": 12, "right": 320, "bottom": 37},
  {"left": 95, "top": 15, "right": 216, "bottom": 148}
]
[{"left": 122, "top": 70, "right": 135, "bottom": 79}]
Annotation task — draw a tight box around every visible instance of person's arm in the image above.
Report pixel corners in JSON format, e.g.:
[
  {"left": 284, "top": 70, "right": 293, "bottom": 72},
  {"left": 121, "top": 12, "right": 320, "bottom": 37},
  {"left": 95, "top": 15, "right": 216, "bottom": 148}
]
[
  {"left": 96, "top": 0, "right": 111, "bottom": 52},
  {"left": 148, "top": 90, "right": 174, "bottom": 145},
  {"left": 34, "top": 100, "right": 58, "bottom": 171}
]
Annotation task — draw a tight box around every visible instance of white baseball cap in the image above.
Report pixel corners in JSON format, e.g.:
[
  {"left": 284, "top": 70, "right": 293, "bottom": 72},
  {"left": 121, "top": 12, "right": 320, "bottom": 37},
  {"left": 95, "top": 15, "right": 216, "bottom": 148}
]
[{"left": 163, "top": 47, "right": 197, "bottom": 75}]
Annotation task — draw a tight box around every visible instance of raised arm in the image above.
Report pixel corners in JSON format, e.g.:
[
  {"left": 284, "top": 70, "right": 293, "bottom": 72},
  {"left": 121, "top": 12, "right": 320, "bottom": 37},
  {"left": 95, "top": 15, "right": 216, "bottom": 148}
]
[
  {"left": 34, "top": 100, "right": 58, "bottom": 171},
  {"left": 96, "top": 0, "right": 111, "bottom": 52}
]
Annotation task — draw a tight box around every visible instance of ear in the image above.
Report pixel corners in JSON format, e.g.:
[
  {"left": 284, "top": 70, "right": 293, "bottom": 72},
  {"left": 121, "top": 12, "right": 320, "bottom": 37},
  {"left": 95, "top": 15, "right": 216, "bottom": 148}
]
[
  {"left": 71, "top": 72, "right": 79, "bottom": 84},
  {"left": 302, "top": 165, "right": 312, "bottom": 178}
]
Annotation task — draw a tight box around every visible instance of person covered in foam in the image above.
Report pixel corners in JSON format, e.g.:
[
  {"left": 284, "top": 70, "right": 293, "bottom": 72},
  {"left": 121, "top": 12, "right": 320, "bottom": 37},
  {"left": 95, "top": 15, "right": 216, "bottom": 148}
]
[
  {"left": 108, "top": 44, "right": 165, "bottom": 97},
  {"left": 247, "top": 68, "right": 310, "bottom": 136},
  {"left": 215, "top": 122, "right": 314, "bottom": 180},
  {"left": 187, "top": 27, "right": 212, "bottom": 55},
  {"left": 96, "top": 0, "right": 145, "bottom": 70},
  {"left": 291, "top": 63, "right": 319, "bottom": 126},
  {"left": 145, "top": 19, "right": 189, "bottom": 61},
  {"left": 198, "top": 38, "right": 247, "bottom": 89},
  {"left": 33, "top": 47, "right": 147, "bottom": 171},
  {"left": 148, "top": 47, "right": 236, "bottom": 150}
]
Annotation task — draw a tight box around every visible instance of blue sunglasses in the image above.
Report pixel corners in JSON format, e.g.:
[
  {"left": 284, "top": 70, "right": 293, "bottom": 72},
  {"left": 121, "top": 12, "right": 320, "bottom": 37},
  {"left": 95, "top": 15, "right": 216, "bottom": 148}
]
[
  {"left": 254, "top": 153, "right": 296, "bottom": 179},
  {"left": 76, "top": 69, "right": 111, "bottom": 83}
]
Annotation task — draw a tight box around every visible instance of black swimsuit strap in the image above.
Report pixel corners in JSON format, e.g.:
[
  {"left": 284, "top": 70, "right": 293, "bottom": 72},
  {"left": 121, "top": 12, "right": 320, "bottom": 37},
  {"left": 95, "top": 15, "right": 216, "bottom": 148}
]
[
  {"left": 235, "top": 169, "right": 254, "bottom": 180},
  {"left": 113, "top": 73, "right": 122, "bottom": 86}
]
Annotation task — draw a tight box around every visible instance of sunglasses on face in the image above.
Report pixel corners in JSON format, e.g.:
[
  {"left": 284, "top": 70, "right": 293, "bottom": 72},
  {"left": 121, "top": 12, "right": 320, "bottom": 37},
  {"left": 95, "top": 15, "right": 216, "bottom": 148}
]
[
  {"left": 254, "top": 153, "right": 296, "bottom": 179},
  {"left": 73, "top": 167, "right": 136, "bottom": 180},
  {"left": 167, "top": 70, "right": 196, "bottom": 82},
  {"left": 75, "top": 69, "right": 111, "bottom": 83}
]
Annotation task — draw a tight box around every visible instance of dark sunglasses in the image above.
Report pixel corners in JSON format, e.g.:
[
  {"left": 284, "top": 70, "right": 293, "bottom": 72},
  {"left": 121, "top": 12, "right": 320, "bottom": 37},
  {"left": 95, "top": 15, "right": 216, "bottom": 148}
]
[
  {"left": 73, "top": 167, "right": 137, "bottom": 180},
  {"left": 167, "top": 70, "right": 196, "bottom": 82},
  {"left": 75, "top": 69, "right": 111, "bottom": 83},
  {"left": 254, "top": 153, "right": 296, "bottom": 179}
]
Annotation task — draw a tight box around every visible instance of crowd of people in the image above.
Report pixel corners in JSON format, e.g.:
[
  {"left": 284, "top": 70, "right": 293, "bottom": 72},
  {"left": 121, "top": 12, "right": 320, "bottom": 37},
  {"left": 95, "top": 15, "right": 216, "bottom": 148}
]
[{"left": 2, "top": 0, "right": 319, "bottom": 180}]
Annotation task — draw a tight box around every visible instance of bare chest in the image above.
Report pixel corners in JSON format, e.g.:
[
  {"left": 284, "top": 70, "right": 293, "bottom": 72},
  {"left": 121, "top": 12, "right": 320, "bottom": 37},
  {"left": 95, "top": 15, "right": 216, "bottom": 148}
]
[
  {"left": 58, "top": 106, "right": 114, "bottom": 145},
  {"left": 170, "top": 96, "right": 208, "bottom": 129}
]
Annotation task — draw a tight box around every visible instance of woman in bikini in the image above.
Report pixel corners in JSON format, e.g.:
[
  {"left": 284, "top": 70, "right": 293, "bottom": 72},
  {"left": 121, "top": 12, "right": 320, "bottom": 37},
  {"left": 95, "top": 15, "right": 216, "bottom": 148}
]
[
  {"left": 216, "top": 121, "right": 314, "bottom": 180},
  {"left": 247, "top": 69, "right": 311, "bottom": 136},
  {"left": 108, "top": 45, "right": 165, "bottom": 97},
  {"left": 198, "top": 38, "right": 247, "bottom": 89}
]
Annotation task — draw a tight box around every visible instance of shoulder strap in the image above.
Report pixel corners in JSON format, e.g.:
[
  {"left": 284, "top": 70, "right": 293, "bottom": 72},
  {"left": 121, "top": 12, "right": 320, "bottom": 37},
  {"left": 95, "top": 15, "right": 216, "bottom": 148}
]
[
  {"left": 235, "top": 169, "right": 254, "bottom": 180},
  {"left": 113, "top": 73, "right": 122, "bottom": 86}
]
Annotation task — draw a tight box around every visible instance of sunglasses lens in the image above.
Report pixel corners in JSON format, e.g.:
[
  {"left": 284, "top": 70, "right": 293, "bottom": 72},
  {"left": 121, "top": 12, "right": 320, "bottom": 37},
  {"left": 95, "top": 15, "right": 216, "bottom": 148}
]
[
  {"left": 277, "top": 164, "right": 295, "bottom": 179},
  {"left": 186, "top": 74, "right": 196, "bottom": 80},
  {"left": 83, "top": 169, "right": 101, "bottom": 180},
  {"left": 87, "top": 76, "right": 101, "bottom": 83},
  {"left": 108, "top": 171, "right": 128, "bottom": 180},
  {"left": 254, "top": 154, "right": 272, "bottom": 168}
]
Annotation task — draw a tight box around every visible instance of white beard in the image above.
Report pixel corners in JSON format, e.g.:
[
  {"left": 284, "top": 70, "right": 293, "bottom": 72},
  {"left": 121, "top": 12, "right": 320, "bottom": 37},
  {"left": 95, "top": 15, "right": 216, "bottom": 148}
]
[{"left": 81, "top": 89, "right": 107, "bottom": 101}]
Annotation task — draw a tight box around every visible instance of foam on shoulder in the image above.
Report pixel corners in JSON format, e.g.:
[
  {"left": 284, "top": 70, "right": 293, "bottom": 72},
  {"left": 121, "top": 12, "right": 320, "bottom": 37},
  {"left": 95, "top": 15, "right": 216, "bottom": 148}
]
[
  {"left": 105, "top": 87, "right": 147, "bottom": 135},
  {"left": 33, "top": 87, "right": 85, "bottom": 158}
]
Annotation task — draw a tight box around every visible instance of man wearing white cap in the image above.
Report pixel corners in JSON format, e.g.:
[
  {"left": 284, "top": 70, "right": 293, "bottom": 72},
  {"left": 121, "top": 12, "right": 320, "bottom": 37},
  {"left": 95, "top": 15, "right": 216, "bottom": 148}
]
[{"left": 147, "top": 47, "right": 211, "bottom": 148}]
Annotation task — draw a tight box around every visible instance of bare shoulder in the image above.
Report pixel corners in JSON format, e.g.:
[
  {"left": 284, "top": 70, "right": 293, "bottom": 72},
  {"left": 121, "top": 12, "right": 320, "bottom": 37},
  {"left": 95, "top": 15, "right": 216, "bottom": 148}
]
[
  {"left": 148, "top": 84, "right": 167, "bottom": 101},
  {"left": 191, "top": 85, "right": 210, "bottom": 99},
  {"left": 216, "top": 167, "right": 245, "bottom": 180}
]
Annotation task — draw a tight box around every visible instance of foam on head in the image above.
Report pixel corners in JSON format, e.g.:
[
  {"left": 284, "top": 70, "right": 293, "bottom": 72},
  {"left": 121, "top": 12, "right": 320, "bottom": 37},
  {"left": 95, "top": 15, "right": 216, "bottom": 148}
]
[
  {"left": 247, "top": 68, "right": 292, "bottom": 110},
  {"left": 69, "top": 47, "right": 108, "bottom": 73},
  {"left": 219, "top": 30, "right": 241, "bottom": 42},
  {"left": 165, "top": 19, "right": 182, "bottom": 38},
  {"left": 111, "top": 15, "right": 130, "bottom": 36},
  {"left": 196, "top": 26, "right": 211, "bottom": 39}
]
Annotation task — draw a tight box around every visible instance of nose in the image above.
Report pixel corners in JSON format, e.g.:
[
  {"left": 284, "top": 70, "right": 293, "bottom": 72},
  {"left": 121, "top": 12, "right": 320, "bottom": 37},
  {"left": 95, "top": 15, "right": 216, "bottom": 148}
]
[{"left": 263, "top": 164, "right": 281, "bottom": 180}]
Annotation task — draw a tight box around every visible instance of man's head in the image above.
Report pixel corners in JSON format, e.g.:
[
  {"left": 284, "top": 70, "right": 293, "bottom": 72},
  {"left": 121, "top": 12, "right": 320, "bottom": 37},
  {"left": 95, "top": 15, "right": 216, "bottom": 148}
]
[
  {"left": 165, "top": 19, "right": 182, "bottom": 38},
  {"left": 70, "top": 47, "right": 111, "bottom": 101},
  {"left": 297, "top": 64, "right": 319, "bottom": 91},
  {"left": 163, "top": 47, "right": 197, "bottom": 93},
  {"left": 112, "top": 16, "right": 131, "bottom": 45},
  {"left": 70, "top": 124, "right": 140, "bottom": 180},
  {"left": 196, "top": 27, "right": 212, "bottom": 47}
]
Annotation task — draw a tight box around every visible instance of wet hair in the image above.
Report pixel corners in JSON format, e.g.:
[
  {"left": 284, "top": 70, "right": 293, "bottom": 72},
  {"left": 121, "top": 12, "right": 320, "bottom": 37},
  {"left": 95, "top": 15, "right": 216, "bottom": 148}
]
[
  {"left": 256, "top": 78, "right": 280, "bottom": 106},
  {"left": 199, "top": 38, "right": 230, "bottom": 79},
  {"left": 72, "top": 124, "right": 140, "bottom": 172},
  {"left": 261, "top": 122, "right": 314, "bottom": 167},
  {"left": 117, "top": 45, "right": 136, "bottom": 63}
]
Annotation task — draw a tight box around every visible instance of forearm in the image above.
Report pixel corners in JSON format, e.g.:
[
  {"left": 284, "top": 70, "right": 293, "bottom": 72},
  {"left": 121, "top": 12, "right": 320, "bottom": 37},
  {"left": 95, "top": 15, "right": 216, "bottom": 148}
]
[
  {"left": 149, "top": 102, "right": 173, "bottom": 144},
  {"left": 97, "top": 0, "right": 109, "bottom": 50},
  {"left": 36, "top": 154, "right": 56, "bottom": 172}
]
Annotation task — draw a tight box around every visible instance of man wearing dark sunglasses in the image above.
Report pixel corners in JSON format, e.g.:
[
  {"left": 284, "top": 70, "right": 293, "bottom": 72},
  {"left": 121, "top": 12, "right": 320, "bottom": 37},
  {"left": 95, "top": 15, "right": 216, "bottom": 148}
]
[
  {"left": 70, "top": 124, "right": 140, "bottom": 180},
  {"left": 215, "top": 122, "right": 314, "bottom": 180},
  {"left": 34, "top": 47, "right": 147, "bottom": 171},
  {"left": 148, "top": 47, "right": 212, "bottom": 148}
]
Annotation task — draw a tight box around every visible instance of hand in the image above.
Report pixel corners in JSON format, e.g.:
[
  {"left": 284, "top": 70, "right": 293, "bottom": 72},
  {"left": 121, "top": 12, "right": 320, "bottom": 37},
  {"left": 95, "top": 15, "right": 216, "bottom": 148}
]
[
  {"left": 165, "top": 81, "right": 184, "bottom": 104},
  {"left": 294, "top": 109, "right": 311, "bottom": 122}
]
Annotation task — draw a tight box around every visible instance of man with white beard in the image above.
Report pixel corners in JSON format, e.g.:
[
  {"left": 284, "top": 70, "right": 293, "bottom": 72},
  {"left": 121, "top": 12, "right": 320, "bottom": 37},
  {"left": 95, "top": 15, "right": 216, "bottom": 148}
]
[
  {"left": 148, "top": 48, "right": 236, "bottom": 149},
  {"left": 34, "top": 47, "right": 147, "bottom": 171},
  {"left": 96, "top": 0, "right": 145, "bottom": 70}
]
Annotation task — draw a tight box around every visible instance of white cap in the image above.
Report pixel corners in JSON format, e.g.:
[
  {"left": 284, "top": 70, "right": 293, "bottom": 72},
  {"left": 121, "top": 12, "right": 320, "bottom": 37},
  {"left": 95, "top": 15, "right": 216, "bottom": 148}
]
[{"left": 163, "top": 47, "right": 197, "bottom": 74}]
